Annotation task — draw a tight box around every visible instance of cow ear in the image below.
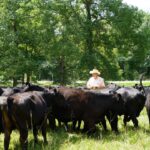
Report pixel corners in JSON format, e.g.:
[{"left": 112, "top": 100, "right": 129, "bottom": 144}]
[
  {"left": 109, "top": 91, "right": 117, "bottom": 94},
  {"left": 53, "top": 88, "right": 58, "bottom": 94},
  {"left": 116, "top": 93, "right": 122, "bottom": 101},
  {"left": 26, "top": 82, "right": 31, "bottom": 87}
]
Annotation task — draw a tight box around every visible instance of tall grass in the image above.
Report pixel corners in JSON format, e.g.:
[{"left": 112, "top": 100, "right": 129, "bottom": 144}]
[
  {"left": 0, "top": 81, "right": 150, "bottom": 150},
  {"left": 0, "top": 108, "right": 150, "bottom": 150}
]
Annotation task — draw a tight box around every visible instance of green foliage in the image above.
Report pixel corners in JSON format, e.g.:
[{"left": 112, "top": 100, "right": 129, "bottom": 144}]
[{"left": 0, "top": 0, "right": 150, "bottom": 85}]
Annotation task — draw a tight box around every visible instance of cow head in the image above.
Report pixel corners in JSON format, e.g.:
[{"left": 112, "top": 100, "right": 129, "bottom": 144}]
[
  {"left": 41, "top": 88, "right": 65, "bottom": 107},
  {"left": 0, "top": 88, "right": 4, "bottom": 96},
  {"left": 111, "top": 92, "right": 125, "bottom": 115},
  {"left": 23, "top": 83, "right": 47, "bottom": 92}
]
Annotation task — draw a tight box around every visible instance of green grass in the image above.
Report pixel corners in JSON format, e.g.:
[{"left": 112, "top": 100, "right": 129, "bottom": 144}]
[
  {"left": 0, "top": 81, "right": 150, "bottom": 150},
  {"left": 0, "top": 80, "right": 150, "bottom": 87},
  {"left": 0, "top": 108, "right": 150, "bottom": 150},
  {"left": 37, "top": 80, "right": 150, "bottom": 87}
]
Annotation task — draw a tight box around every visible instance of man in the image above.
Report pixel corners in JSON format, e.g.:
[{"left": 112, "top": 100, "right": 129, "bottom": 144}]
[{"left": 87, "top": 68, "right": 105, "bottom": 89}]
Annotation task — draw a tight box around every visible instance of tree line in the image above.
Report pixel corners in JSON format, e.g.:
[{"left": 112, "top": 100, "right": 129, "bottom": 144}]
[{"left": 0, "top": 0, "right": 150, "bottom": 86}]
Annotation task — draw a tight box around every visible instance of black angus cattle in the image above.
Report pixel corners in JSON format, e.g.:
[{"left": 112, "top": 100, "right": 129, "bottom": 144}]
[
  {"left": 2, "top": 89, "right": 63, "bottom": 150},
  {"left": 0, "top": 95, "right": 5, "bottom": 133},
  {"left": 99, "top": 83, "right": 121, "bottom": 94},
  {"left": 145, "top": 92, "right": 150, "bottom": 124},
  {"left": 75, "top": 83, "right": 121, "bottom": 131},
  {"left": 49, "top": 87, "right": 125, "bottom": 133},
  {"left": 0, "top": 87, "right": 4, "bottom": 133},
  {"left": 116, "top": 87, "right": 146, "bottom": 127},
  {"left": 22, "top": 83, "right": 48, "bottom": 92},
  {"left": 2, "top": 87, "right": 22, "bottom": 96},
  {"left": 77, "top": 83, "right": 121, "bottom": 94},
  {"left": 0, "top": 86, "right": 25, "bottom": 133},
  {"left": 134, "top": 75, "right": 150, "bottom": 125},
  {"left": 0, "top": 83, "right": 48, "bottom": 132},
  {"left": 136, "top": 86, "right": 150, "bottom": 124},
  {"left": 81, "top": 91, "right": 125, "bottom": 133},
  {"left": 0, "top": 87, "right": 4, "bottom": 95}
]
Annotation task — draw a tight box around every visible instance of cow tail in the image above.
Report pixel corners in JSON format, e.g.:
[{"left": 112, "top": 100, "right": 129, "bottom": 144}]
[
  {"left": 29, "top": 95, "right": 36, "bottom": 111},
  {"left": 147, "top": 108, "right": 150, "bottom": 125},
  {"left": 7, "top": 97, "right": 14, "bottom": 117},
  {"left": 140, "top": 73, "right": 146, "bottom": 96}
]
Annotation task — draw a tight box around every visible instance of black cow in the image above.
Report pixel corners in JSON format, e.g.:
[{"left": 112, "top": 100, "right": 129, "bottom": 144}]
[
  {"left": 136, "top": 86, "right": 150, "bottom": 124},
  {"left": 145, "top": 93, "right": 150, "bottom": 124},
  {"left": 134, "top": 74, "right": 150, "bottom": 125},
  {"left": 80, "top": 91, "right": 124, "bottom": 133},
  {"left": 0, "top": 86, "right": 25, "bottom": 133},
  {"left": 2, "top": 89, "right": 62, "bottom": 150},
  {"left": 0, "top": 87, "right": 4, "bottom": 133},
  {"left": 22, "top": 83, "right": 48, "bottom": 92},
  {"left": 0, "top": 87, "right": 4, "bottom": 95},
  {"left": 116, "top": 87, "right": 146, "bottom": 127},
  {"left": 0, "top": 83, "right": 49, "bottom": 134},
  {"left": 49, "top": 87, "right": 125, "bottom": 133}
]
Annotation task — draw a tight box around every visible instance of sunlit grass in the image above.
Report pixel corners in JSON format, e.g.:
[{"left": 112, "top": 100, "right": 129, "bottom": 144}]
[
  {"left": 0, "top": 80, "right": 150, "bottom": 87},
  {"left": 0, "top": 108, "right": 150, "bottom": 150},
  {"left": 0, "top": 81, "right": 150, "bottom": 149}
]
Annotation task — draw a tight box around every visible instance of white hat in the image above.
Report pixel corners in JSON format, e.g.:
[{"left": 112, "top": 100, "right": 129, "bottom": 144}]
[{"left": 89, "top": 69, "right": 100, "bottom": 75}]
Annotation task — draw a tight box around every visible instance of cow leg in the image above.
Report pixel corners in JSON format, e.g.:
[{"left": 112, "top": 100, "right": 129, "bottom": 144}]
[
  {"left": 146, "top": 108, "right": 150, "bottom": 125},
  {"left": 107, "top": 115, "right": 118, "bottom": 133},
  {"left": 0, "top": 110, "right": 4, "bottom": 133},
  {"left": 64, "top": 122, "right": 69, "bottom": 131},
  {"left": 12, "top": 112, "right": 29, "bottom": 149},
  {"left": 77, "top": 120, "right": 81, "bottom": 131},
  {"left": 41, "top": 121, "right": 48, "bottom": 144},
  {"left": 72, "top": 120, "right": 81, "bottom": 131},
  {"left": 101, "top": 117, "right": 107, "bottom": 131},
  {"left": 124, "top": 115, "right": 133, "bottom": 127},
  {"left": 19, "top": 128, "right": 28, "bottom": 150},
  {"left": 83, "top": 121, "right": 88, "bottom": 133},
  {"left": 72, "top": 120, "right": 77, "bottom": 131},
  {"left": 2, "top": 108, "right": 12, "bottom": 150},
  {"left": 58, "top": 120, "right": 61, "bottom": 127},
  {"left": 131, "top": 115, "right": 138, "bottom": 128},
  {"left": 111, "top": 117, "right": 118, "bottom": 132},
  {"left": 123, "top": 115, "right": 128, "bottom": 126},
  {"left": 87, "top": 121, "right": 96, "bottom": 134},
  {"left": 4, "top": 129, "right": 12, "bottom": 150},
  {"left": 33, "top": 125, "right": 38, "bottom": 143},
  {"left": 48, "top": 114, "right": 56, "bottom": 130},
  {"left": 27, "top": 113, "right": 32, "bottom": 129}
]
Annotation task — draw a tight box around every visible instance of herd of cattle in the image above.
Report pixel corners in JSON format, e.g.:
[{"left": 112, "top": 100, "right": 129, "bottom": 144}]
[{"left": 0, "top": 80, "right": 150, "bottom": 150}]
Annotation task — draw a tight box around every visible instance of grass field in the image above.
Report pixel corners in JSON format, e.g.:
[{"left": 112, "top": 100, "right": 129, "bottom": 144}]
[
  {"left": 0, "top": 80, "right": 150, "bottom": 87},
  {"left": 0, "top": 81, "right": 150, "bottom": 150},
  {"left": 0, "top": 109, "right": 150, "bottom": 150}
]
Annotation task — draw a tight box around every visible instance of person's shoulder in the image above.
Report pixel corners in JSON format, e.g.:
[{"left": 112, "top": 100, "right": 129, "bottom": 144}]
[
  {"left": 98, "top": 77, "right": 104, "bottom": 80},
  {"left": 88, "top": 77, "right": 94, "bottom": 80}
]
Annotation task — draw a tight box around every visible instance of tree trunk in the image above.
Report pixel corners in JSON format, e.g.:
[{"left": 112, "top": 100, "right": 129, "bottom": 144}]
[
  {"left": 12, "top": 78, "right": 18, "bottom": 87},
  {"left": 84, "top": 0, "right": 94, "bottom": 70},
  {"left": 21, "top": 74, "right": 25, "bottom": 85},
  {"left": 58, "top": 56, "right": 66, "bottom": 85},
  {"left": 26, "top": 73, "right": 31, "bottom": 83}
]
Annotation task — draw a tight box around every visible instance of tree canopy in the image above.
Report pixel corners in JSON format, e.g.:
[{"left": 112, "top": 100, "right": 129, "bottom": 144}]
[{"left": 0, "top": 0, "right": 150, "bottom": 85}]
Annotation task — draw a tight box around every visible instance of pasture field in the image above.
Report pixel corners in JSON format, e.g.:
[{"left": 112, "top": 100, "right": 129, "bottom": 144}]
[
  {"left": 37, "top": 80, "right": 150, "bottom": 87},
  {"left": 0, "top": 108, "right": 150, "bottom": 150},
  {"left": 0, "top": 80, "right": 150, "bottom": 87},
  {"left": 0, "top": 81, "right": 150, "bottom": 150}
]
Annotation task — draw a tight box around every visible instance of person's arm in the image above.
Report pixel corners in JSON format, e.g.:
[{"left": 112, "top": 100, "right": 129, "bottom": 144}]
[
  {"left": 87, "top": 78, "right": 92, "bottom": 89},
  {"left": 98, "top": 78, "right": 105, "bottom": 88},
  {"left": 100, "top": 79, "right": 105, "bottom": 88}
]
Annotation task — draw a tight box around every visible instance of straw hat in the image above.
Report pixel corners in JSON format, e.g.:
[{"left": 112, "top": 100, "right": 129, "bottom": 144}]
[{"left": 89, "top": 69, "right": 100, "bottom": 75}]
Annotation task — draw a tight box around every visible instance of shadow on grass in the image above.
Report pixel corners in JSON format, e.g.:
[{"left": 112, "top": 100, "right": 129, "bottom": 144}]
[
  {"left": 13, "top": 127, "right": 70, "bottom": 150},
  {"left": 7, "top": 123, "right": 150, "bottom": 150}
]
